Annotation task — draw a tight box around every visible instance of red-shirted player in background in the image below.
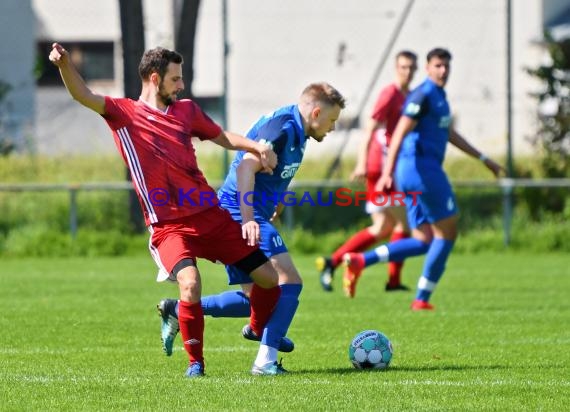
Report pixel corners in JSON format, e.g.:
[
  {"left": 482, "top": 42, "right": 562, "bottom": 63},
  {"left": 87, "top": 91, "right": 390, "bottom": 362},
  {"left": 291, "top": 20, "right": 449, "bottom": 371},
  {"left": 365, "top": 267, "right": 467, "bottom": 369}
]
[
  {"left": 49, "top": 43, "right": 282, "bottom": 378},
  {"left": 317, "top": 50, "right": 418, "bottom": 297}
]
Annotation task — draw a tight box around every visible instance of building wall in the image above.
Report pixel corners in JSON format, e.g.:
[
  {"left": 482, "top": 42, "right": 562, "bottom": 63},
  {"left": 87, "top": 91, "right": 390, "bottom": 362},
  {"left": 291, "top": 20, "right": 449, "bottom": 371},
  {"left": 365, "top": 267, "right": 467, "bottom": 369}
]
[
  {"left": 24, "top": 0, "right": 559, "bottom": 158},
  {"left": 218, "top": 0, "right": 544, "bottom": 158},
  {"left": 0, "top": 0, "right": 36, "bottom": 150}
]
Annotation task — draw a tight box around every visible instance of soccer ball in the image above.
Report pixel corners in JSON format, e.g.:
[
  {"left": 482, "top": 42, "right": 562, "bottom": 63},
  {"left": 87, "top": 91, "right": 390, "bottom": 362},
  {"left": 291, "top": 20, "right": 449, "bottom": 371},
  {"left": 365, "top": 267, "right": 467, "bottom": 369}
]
[{"left": 348, "top": 330, "right": 393, "bottom": 370}]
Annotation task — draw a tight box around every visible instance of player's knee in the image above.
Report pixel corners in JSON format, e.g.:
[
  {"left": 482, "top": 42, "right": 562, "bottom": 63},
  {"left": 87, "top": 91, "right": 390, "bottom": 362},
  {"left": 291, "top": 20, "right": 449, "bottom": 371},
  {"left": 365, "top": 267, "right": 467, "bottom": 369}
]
[
  {"left": 369, "top": 220, "right": 394, "bottom": 238},
  {"left": 240, "top": 284, "right": 253, "bottom": 297},
  {"left": 279, "top": 270, "right": 303, "bottom": 285},
  {"left": 413, "top": 225, "right": 433, "bottom": 244},
  {"left": 176, "top": 275, "right": 201, "bottom": 300},
  {"left": 250, "top": 262, "right": 279, "bottom": 288}
]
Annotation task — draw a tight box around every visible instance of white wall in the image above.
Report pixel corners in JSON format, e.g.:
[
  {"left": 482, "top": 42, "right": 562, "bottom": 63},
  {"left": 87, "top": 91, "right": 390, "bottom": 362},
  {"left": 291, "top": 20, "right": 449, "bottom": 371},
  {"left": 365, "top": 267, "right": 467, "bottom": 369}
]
[
  {"left": 33, "top": 0, "right": 119, "bottom": 41},
  {"left": 218, "top": 0, "right": 543, "bottom": 158},
  {"left": 29, "top": 0, "right": 550, "bottom": 158}
]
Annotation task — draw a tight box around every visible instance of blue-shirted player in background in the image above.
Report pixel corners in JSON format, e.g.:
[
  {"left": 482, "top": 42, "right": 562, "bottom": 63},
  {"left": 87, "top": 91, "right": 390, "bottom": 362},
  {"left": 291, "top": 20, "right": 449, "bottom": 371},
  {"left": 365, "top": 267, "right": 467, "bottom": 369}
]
[
  {"left": 343, "top": 48, "right": 503, "bottom": 310},
  {"left": 158, "top": 83, "right": 345, "bottom": 374}
]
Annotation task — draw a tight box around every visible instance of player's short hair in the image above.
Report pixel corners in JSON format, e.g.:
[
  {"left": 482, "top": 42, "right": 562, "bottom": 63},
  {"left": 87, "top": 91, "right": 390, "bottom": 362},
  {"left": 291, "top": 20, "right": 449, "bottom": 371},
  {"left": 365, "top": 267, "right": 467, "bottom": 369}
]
[
  {"left": 139, "top": 48, "right": 183, "bottom": 81},
  {"left": 396, "top": 50, "right": 417, "bottom": 62},
  {"left": 301, "top": 82, "right": 346, "bottom": 109},
  {"left": 427, "top": 48, "right": 452, "bottom": 62}
]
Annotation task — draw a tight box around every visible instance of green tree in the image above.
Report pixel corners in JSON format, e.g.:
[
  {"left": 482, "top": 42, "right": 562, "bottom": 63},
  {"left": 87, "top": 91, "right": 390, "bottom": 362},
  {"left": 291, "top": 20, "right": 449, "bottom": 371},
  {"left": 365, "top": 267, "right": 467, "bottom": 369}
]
[{"left": 526, "top": 31, "right": 570, "bottom": 177}]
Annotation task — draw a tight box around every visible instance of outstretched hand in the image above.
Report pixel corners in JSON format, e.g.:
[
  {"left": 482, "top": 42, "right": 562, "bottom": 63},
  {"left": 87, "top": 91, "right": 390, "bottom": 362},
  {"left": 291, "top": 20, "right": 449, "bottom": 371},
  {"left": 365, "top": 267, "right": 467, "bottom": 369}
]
[
  {"left": 484, "top": 158, "right": 506, "bottom": 178},
  {"left": 257, "top": 144, "right": 277, "bottom": 174},
  {"left": 375, "top": 173, "right": 393, "bottom": 193},
  {"left": 350, "top": 163, "right": 367, "bottom": 182},
  {"left": 242, "top": 220, "right": 260, "bottom": 246},
  {"left": 48, "top": 43, "right": 69, "bottom": 67}
]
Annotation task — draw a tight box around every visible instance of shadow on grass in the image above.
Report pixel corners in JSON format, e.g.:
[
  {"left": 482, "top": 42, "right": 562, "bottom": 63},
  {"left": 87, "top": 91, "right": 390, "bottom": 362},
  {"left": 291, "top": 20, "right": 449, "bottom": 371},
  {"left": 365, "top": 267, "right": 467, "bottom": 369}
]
[{"left": 295, "top": 364, "right": 509, "bottom": 374}]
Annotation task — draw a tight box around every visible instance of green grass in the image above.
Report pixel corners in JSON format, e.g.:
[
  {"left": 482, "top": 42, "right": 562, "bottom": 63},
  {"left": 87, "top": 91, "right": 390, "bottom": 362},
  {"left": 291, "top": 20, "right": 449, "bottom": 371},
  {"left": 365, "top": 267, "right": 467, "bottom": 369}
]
[{"left": 1, "top": 253, "right": 568, "bottom": 411}]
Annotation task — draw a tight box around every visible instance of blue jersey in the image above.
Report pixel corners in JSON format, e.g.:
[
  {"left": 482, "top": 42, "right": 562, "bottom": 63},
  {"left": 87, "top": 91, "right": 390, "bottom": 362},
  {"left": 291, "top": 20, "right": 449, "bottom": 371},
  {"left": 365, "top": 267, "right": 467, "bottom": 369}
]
[
  {"left": 218, "top": 104, "right": 307, "bottom": 220},
  {"left": 399, "top": 78, "right": 452, "bottom": 165},
  {"left": 395, "top": 78, "right": 458, "bottom": 228}
]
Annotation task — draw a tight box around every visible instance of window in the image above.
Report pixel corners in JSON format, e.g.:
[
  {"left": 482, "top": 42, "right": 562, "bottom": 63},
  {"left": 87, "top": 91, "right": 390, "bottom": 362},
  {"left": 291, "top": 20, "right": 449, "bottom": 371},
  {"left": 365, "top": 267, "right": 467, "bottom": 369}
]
[{"left": 37, "top": 41, "right": 114, "bottom": 86}]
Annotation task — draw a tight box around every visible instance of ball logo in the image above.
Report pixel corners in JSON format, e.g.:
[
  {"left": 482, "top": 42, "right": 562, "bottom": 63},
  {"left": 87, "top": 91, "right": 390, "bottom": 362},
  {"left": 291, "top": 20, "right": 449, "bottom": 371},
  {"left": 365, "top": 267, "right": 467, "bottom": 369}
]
[{"left": 352, "top": 330, "right": 378, "bottom": 346}]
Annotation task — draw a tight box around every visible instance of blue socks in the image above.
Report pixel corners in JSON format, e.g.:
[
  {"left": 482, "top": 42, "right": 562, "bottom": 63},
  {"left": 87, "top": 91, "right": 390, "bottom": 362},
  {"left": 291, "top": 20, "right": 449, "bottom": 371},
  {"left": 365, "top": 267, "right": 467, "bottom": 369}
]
[
  {"left": 176, "top": 284, "right": 303, "bottom": 326},
  {"left": 200, "top": 290, "right": 251, "bottom": 317},
  {"left": 261, "top": 284, "right": 303, "bottom": 349},
  {"left": 363, "top": 238, "right": 430, "bottom": 266},
  {"left": 416, "top": 238, "right": 455, "bottom": 302},
  {"left": 173, "top": 290, "right": 251, "bottom": 318}
]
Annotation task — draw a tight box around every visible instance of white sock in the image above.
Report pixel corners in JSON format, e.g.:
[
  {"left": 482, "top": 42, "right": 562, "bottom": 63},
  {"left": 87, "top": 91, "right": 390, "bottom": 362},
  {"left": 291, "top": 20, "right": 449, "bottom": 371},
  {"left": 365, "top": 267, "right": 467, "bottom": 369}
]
[
  {"left": 254, "top": 344, "right": 278, "bottom": 367},
  {"left": 374, "top": 244, "right": 390, "bottom": 262}
]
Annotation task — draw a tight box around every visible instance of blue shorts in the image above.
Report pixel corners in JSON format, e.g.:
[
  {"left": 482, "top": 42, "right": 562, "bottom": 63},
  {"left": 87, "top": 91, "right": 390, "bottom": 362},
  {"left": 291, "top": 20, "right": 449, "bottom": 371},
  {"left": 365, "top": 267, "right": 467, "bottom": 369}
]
[
  {"left": 223, "top": 209, "right": 288, "bottom": 285},
  {"left": 395, "top": 158, "right": 458, "bottom": 229}
]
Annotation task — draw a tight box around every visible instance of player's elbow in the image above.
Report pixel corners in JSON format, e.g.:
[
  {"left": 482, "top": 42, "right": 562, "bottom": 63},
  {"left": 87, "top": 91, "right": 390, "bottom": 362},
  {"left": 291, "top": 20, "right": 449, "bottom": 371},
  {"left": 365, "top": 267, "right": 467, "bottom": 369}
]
[{"left": 73, "top": 93, "right": 105, "bottom": 115}]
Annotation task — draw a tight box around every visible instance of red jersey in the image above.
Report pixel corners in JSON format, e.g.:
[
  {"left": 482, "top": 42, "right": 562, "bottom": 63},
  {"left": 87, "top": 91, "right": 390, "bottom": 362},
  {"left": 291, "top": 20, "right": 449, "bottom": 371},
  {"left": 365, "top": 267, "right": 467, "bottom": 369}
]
[
  {"left": 102, "top": 97, "right": 222, "bottom": 226},
  {"left": 370, "top": 83, "right": 406, "bottom": 144},
  {"left": 367, "top": 83, "right": 407, "bottom": 176}
]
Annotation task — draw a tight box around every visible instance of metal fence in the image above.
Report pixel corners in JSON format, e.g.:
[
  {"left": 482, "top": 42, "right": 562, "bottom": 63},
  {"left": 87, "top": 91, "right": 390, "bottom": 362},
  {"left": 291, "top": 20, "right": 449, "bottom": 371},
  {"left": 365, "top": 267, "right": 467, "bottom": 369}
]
[{"left": 1, "top": 179, "right": 568, "bottom": 246}]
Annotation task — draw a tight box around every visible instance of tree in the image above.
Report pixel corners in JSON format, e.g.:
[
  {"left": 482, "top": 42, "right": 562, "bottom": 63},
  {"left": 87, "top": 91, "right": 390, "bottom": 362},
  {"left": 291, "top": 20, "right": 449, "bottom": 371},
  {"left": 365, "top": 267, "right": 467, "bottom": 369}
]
[
  {"left": 524, "top": 32, "right": 570, "bottom": 218},
  {"left": 175, "top": 0, "right": 201, "bottom": 99},
  {"left": 117, "top": 0, "right": 202, "bottom": 231},
  {"left": 526, "top": 31, "right": 570, "bottom": 177},
  {"left": 119, "top": 0, "right": 146, "bottom": 232}
]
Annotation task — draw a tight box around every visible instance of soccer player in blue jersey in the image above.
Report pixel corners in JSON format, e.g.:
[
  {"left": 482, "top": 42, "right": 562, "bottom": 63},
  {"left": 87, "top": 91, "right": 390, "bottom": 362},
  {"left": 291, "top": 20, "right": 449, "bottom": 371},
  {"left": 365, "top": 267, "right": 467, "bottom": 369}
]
[
  {"left": 343, "top": 48, "right": 503, "bottom": 310},
  {"left": 158, "top": 83, "right": 345, "bottom": 374}
]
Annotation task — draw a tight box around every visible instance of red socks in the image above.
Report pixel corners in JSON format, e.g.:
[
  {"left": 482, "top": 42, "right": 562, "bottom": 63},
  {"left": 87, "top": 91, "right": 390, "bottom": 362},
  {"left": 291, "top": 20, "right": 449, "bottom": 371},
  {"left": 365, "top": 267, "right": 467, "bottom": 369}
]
[
  {"left": 248, "top": 284, "right": 280, "bottom": 336},
  {"left": 178, "top": 300, "right": 204, "bottom": 365},
  {"left": 331, "top": 229, "right": 377, "bottom": 268},
  {"left": 387, "top": 231, "right": 408, "bottom": 286},
  {"left": 178, "top": 284, "right": 281, "bottom": 365}
]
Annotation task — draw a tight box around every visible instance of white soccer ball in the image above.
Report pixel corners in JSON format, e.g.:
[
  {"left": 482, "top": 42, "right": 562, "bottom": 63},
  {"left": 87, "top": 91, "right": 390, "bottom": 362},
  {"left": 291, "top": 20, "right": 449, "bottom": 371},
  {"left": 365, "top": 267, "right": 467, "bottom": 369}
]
[{"left": 348, "top": 330, "right": 393, "bottom": 370}]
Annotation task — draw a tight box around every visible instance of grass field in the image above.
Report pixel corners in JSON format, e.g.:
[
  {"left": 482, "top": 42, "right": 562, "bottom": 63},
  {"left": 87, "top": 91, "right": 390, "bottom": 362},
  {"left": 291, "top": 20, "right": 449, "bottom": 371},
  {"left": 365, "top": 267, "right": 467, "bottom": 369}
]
[{"left": 1, "top": 253, "right": 569, "bottom": 411}]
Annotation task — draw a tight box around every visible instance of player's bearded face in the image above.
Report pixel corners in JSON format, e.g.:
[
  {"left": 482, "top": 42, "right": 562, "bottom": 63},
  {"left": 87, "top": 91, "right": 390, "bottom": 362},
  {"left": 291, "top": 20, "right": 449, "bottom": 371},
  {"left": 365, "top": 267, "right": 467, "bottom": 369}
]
[
  {"left": 158, "top": 80, "right": 177, "bottom": 106},
  {"left": 157, "top": 63, "right": 184, "bottom": 106}
]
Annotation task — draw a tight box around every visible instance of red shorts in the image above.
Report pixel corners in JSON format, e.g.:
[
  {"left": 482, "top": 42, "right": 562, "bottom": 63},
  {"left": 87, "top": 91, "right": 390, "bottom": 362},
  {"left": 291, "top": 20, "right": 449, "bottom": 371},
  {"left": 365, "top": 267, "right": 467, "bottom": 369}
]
[
  {"left": 366, "top": 138, "right": 383, "bottom": 179},
  {"left": 149, "top": 206, "right": 258, "bottom": 275},
  {"left": 366, "top": 138, "right": 398, "bottom": 197}
]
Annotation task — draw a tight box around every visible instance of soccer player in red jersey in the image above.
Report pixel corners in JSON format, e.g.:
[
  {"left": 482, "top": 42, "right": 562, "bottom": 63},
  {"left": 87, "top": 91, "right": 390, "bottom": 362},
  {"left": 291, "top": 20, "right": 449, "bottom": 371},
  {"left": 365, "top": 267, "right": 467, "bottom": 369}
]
[
  {"left": 49, "top": 43, "right": 282, "bottom": 377},
  {"left": 317, "top": 50, "right": 418, "bottom": 296}
]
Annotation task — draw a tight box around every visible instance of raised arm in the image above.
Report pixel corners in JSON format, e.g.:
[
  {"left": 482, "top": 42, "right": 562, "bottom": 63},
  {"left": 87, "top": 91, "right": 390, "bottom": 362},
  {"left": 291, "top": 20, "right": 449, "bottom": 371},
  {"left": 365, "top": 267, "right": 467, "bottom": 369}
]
[
  {"left": 449, "top": 128, "right": 505, "bottom": 177},
  {"left": 48, "top": 43, "right": 106, "bottom": 115}
]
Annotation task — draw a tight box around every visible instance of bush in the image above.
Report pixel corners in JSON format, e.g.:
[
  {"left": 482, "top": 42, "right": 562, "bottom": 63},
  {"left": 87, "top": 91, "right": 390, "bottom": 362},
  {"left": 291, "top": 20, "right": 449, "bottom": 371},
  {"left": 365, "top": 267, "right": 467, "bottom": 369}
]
[
  {"left": 0, "top": 155, "right": 568, "bottom": 256},
  {"left": 3, "top": 224, "right": 74, "bottom": 257},
  {"left": 1, "top": 225, "right": 148, "bottom": 257},
  {"left": 281, "top": 216, "right": 570, "bottom": 256}
]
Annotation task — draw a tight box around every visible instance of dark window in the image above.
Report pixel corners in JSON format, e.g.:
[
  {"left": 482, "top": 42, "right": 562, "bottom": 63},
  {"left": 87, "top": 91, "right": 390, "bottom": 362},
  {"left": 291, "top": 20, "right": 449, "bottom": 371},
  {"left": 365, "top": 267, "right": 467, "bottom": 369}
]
[{"left": 37, "top": 41, "right": 114, "bottom": 86}]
